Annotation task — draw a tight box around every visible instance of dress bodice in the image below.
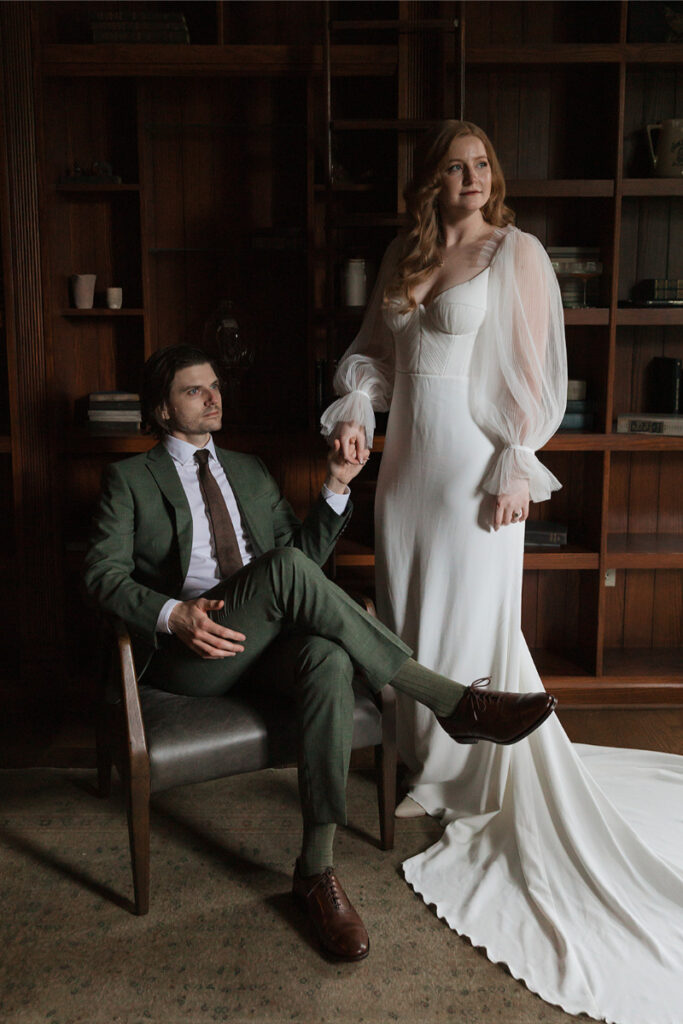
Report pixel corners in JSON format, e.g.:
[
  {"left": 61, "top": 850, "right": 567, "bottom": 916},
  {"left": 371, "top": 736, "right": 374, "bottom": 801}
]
[{"left": 383, "top": 267, "right": 489, "bottom": 377}]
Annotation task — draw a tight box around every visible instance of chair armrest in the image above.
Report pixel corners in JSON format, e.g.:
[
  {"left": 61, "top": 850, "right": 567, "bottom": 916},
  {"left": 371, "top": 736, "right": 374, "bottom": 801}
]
[
  {"left": 342, "top": 588, "right": 378, "bottom": 618},
  {"left": 113, "top": 617, "right": 149, "bottom": 768}
]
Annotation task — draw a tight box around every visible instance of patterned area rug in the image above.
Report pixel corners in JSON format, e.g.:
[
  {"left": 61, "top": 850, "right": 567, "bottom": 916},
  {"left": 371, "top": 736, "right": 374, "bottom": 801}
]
[{"left": 0, "top": 764, "right": 581, "bottom": 1024}]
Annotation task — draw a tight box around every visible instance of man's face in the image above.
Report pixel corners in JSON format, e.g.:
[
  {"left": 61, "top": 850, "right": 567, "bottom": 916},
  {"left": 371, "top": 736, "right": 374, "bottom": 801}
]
[{"left": 159, "top": 362, "right": 223, "bottom": 445}]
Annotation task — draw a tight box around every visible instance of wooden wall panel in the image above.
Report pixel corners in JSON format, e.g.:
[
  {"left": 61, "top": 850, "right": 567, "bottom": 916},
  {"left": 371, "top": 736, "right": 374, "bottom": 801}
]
[
  {"left": 1, "top": 3, "right": 63, "bottom": 689},
  {"left": 652, "top": 571, "right": 682, "bottom": 647}
]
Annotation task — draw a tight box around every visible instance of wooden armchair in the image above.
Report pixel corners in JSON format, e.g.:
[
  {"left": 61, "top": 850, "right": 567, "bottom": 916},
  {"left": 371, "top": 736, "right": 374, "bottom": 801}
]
[{"left": 96, "top": 614, "right": 397, "bottom": 915}]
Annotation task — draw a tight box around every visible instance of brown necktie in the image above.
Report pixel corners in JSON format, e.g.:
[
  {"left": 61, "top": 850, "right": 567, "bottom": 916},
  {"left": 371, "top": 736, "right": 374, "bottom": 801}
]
[{"left": 194, "top": 449, "right": 244, "bottom": 579}]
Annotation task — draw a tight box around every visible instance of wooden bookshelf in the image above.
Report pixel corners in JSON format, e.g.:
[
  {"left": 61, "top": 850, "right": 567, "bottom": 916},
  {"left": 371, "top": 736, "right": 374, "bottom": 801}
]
[{"left": 0, "top": 0, "right": 680, "bottom": 719}]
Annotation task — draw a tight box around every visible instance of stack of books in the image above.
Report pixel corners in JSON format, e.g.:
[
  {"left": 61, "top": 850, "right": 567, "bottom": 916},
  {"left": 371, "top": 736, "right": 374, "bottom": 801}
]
[
  {"left": 524, "top": 521, "right": 568, "bottom": 549},
  {"left": 559, "top": 380, "right": 593, "bottom": 431},
  {"left": 616, "top": 413, "right": 683, "bottom": 436},
  {"left": 88, "top": 392, "right": 141, "bottom": 434},
  {"left": 90, "top": 10, "right": 191, "bottom": 44},
  {"left": 631, "top": 279, "right": 683, "bottom": 307}
]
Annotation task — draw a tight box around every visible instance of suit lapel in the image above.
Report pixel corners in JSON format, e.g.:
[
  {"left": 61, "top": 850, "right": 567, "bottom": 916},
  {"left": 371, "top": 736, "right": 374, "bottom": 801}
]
[
  {"left": 216, "top": 448, "right": 271, "bottom": 557},
  {"left": 145, "top": 444, "right": 194, "bottom": 580}
]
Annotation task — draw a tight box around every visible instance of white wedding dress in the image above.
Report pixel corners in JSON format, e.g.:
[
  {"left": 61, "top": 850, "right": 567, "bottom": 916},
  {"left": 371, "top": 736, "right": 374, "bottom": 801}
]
[{"left": 322, "top": 231, "right": 683, "bottom": 1024}]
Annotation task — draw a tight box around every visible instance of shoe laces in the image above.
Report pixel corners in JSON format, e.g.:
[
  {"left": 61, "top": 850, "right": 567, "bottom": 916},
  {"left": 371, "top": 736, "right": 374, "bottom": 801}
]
[
  {"left": 310, "top": 867, "right": 342, "bottom": 910},
  {"left": 467, "top": 677, "right": 496, "bottom": 719},
  {"left": 321, "top": 868, "right": 343, "bottom": 909}
]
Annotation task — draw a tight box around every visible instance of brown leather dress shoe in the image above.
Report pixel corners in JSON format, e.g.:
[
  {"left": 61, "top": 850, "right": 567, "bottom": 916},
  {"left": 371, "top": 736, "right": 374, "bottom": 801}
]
[
  {"left": 292, "top": 861, "right": 369, "bottom": 962},
  {"left": 438, "top": 677, "right": 557, "bottom": 745}
]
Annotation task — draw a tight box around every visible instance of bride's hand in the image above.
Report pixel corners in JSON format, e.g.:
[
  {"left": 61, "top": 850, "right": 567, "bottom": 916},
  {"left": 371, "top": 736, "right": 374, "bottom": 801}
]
[
  {"left": 334, "top": 420, "right": 370, "bottom": 466},
  {"left": 494, "top": 481, "right": 530, "bottom": 530}
]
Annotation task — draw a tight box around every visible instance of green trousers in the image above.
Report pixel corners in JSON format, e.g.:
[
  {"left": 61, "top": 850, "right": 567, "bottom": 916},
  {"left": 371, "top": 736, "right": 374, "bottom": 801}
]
[{"left": 146, "top": 547, "right": 411, "bottom": 826}]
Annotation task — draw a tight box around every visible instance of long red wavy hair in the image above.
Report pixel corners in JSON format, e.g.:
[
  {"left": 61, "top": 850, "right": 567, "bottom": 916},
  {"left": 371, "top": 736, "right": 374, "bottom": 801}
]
[{"left": 385, "top": 121, "right": 515, "bottom": 312}]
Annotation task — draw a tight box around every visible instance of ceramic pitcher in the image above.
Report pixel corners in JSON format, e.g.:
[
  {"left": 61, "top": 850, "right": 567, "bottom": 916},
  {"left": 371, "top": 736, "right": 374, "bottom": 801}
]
[{"left": 646, "top": 119, "right": 683, "bottom": 177}]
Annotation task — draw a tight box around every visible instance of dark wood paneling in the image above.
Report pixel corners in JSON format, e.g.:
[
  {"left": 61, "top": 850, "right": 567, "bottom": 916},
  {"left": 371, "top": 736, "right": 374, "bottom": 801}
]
[{"left": 1, "top": 3, "right": 63, "bottom": 690}]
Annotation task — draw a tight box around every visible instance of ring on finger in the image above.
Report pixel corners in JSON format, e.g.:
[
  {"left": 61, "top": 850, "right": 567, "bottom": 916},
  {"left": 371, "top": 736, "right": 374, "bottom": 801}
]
[{"left": 512, "top": 509, "right": 522, "bottom": 521}]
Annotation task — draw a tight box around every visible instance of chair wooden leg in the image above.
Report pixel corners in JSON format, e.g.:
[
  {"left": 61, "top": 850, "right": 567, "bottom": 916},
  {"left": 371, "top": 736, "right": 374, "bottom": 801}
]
[
  {"left": 126, "top": 767, "right": 151, "bottom": 915},
  {"left": 375, "top": 742, "right": 396, "bottom": 850},
  {"left": 376, "top": 684, "right": 397, "bottom": 850}
]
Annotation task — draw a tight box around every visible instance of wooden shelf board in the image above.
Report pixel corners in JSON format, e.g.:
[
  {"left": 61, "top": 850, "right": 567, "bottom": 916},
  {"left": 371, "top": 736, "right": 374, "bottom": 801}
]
[
  {"left": 314, "top": 183, "right": 375, "bottom": 193},
  {"left": 623, "top": 44, "right": 683, "bottom": 64},
  {"left": 603, "top": 647, "right": 683, "bottom": 678},
  {"left": 531, "top": 647, "right": 683, "bottom": 704},
  {"left": 332, "top": 214, "right": 406, "bottom": 227},
  {"left": 563, "top": 307, "right": 609, "bottom": 325},
  {"left": 54, "top": 183, "right": 140, "bottom": 192},
  {"left": 333, "top": 119, "right": 443, "bottom": 131},
  {"left": 335, "top": 542, "right": 599, "bottom": 570},
  {"left": 372, "top": 433, "right": 683, "bottom": 453},
  {"left": 606, "top": 533, "right": 683, "bottom": 568},
  {"left": 40, "top": 44, "right": 397, "bottom": 77},
  {"left": 63, "top": 433, "right": 155, "bottom": 455},
  {"left": 334, "top": 540, "right": 375, "bottom": 567},
  {"left": 616, "top": 308, "right": 683, "bottom": 325},
  {"left": 546, "top": 433, "right": 683, "bottom": 451},
  {"left": 466, "top": 44, "right": 683, "bottom": 65},
  {"left": 546, "top": 678, "right": 683, "bottom": 705},
  {"left": 507, "top": 180, "right": 614, "bottom": 197},
  {"left": 370, "top": 430, "right": 683, "bottom": 450},
  {"left": 622, "top": 179, "right": 683, "bottom": 196},
  {"left": 330, "top": 19, "right": 457, "bottom": 31},
  {"left": 523, "top": 547, "right": 599, "bottom": 569},
  {"left": 60, "top": 308, "right": 144, "bottom": 317}
]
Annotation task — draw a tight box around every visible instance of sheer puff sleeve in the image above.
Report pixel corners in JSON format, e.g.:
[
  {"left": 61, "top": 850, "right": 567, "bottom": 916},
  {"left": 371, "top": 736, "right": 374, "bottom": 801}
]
[
  {"left": 469, "top": 227, "right": 568, "bottom": 504},
  {"left": 319, "top": 237, "right": 402, "bottom": 450}
]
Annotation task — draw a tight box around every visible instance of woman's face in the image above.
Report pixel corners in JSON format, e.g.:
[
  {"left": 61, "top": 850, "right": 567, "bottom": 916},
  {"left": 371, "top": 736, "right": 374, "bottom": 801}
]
[{"left": 437, "top": 135, "right": 492, "bottom": 218}]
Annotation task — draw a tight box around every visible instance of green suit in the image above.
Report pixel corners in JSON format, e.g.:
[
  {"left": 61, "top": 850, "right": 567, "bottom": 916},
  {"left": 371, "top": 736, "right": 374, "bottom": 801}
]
[{"left": 83, "top": 442, "right": 411, "bottom": 824}]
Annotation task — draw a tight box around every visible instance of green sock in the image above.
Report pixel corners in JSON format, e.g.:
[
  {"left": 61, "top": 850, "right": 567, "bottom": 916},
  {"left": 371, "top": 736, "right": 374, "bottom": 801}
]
[
  {"left": 391, "top": 658, "right": 466, "bottom": 717},
  {"left": 300, "top": 822, "right": 336, "bottom": 876}
]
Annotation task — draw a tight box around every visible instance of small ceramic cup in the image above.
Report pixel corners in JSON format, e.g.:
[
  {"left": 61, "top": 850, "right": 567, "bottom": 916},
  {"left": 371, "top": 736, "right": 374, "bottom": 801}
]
[
  {"left": 71, "top": 274, "right": 97, "bottom": 309},
  {"left": 106, "top": 287, "right": 123, "bottom": 309}
]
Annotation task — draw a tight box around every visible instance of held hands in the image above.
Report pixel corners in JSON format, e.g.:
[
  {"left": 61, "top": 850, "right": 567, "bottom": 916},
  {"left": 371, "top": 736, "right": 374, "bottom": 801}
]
[
  {"left": 494, "top": 480, "right": 530, "bottom": 531},
  {"left": 168, "top": 598, "right": 246, "bottom": 659},
  {"left": 325, "top": 421, "right": 371, "bottom": 493}
]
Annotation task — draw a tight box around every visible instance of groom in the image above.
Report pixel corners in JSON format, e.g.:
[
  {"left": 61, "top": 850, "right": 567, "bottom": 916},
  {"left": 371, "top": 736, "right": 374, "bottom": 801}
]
[{"left": 83, "top": 345, "right": 556, "bottom": 963}]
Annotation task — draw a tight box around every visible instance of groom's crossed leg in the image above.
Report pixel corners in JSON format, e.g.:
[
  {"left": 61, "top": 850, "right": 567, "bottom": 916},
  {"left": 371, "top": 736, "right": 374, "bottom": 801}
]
[{"left": 147, "top": 546, "right": 556, "bottom": 961}]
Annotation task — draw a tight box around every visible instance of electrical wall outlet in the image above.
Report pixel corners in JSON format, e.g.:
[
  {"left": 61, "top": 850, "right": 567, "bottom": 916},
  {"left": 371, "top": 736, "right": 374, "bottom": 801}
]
[{"left": 604, "top": 569, "right": 616, "bottom": 587}]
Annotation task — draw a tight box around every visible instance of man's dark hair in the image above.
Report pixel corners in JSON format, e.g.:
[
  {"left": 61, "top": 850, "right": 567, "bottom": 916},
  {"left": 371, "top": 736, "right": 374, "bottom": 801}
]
[{"left": 141, "top": 345, "right": 221, "bottom": 438}]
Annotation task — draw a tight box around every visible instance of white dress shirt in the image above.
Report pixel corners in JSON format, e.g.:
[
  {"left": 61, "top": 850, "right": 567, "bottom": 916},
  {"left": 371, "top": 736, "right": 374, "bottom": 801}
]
[{"left": 156, "top": 434, "right": 350, "bottom": 633}]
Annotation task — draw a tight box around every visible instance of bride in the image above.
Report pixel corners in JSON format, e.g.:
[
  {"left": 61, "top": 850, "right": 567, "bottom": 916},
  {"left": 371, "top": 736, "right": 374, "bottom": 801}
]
[{"left": 321, "top": 120, "right": 683, "bottom": 1024}]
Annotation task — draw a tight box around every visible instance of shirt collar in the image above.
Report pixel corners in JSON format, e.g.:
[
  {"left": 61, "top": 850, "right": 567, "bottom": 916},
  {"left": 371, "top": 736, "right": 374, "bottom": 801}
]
[{"left": 163, "top": 433, "right": 218, "bottom": 467}]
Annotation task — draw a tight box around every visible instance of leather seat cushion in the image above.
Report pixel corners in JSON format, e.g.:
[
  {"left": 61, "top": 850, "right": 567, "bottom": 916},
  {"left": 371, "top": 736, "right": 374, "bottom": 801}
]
[{"left": 139, "top": 678, "right": 382, "bottom": 793}]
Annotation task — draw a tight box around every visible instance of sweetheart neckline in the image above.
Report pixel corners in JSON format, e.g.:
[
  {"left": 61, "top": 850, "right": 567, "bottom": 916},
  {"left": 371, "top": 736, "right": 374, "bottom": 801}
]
[{"left": 419, "top": 264, "right": 490, "bottom": 310}]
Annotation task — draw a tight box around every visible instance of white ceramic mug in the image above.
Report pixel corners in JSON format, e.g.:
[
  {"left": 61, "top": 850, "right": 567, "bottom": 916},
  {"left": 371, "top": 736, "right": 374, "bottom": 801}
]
[
  {"left": 70, "top": 274, "right": 96, "bottom": 309},
  {"left": 106, "top": 287, "right": 123, "bottom": 309},
  {"left": 646, "top": 119, "right": 683, "bottom": 177}
]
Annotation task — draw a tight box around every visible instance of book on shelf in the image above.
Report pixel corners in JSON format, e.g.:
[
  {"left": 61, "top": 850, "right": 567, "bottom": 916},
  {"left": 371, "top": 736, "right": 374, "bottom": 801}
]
[
  {"left": 88, "top": 410, "right": 141, "bottom": 422},
  {"left": 90, "top": 10, "right": 190, "bottom": 44},
  {"left": 87, "top": 421, "right": 141, "bottom": 435},
  {"left": 89, "top": 10, "right": 191, "bottom": 21},
  {"left": 559, "top": 400, "right": 595, "bottom": 431},
  {"left": 87, "top": 399, "right": 141, "bottom": 411},
  {"left": 558, "top": 411, "right": 594, "bottom": 431},
  {"left": 616, "top": 413, "right": 683, "bottom": 436},
  {"left": 524, "top": 521, "right": 568, "bottom": 547},
  {"left": 89, "top": 391, "right": 140, "bottom": 403},
  {"left": 567, "top": 379, "right": 587, "bottom": 401},
  {"left": 87, "top": 391, "right": 141, "bottom": 430},
  {"left": 631, "top": 279, "right": 683, "bottom": 303}
]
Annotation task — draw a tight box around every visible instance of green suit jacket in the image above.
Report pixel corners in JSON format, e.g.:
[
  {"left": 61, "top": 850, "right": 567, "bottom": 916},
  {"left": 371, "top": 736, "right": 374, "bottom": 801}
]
[{"left": 83, "top": 442, "right": 352, "bottom": 671}]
